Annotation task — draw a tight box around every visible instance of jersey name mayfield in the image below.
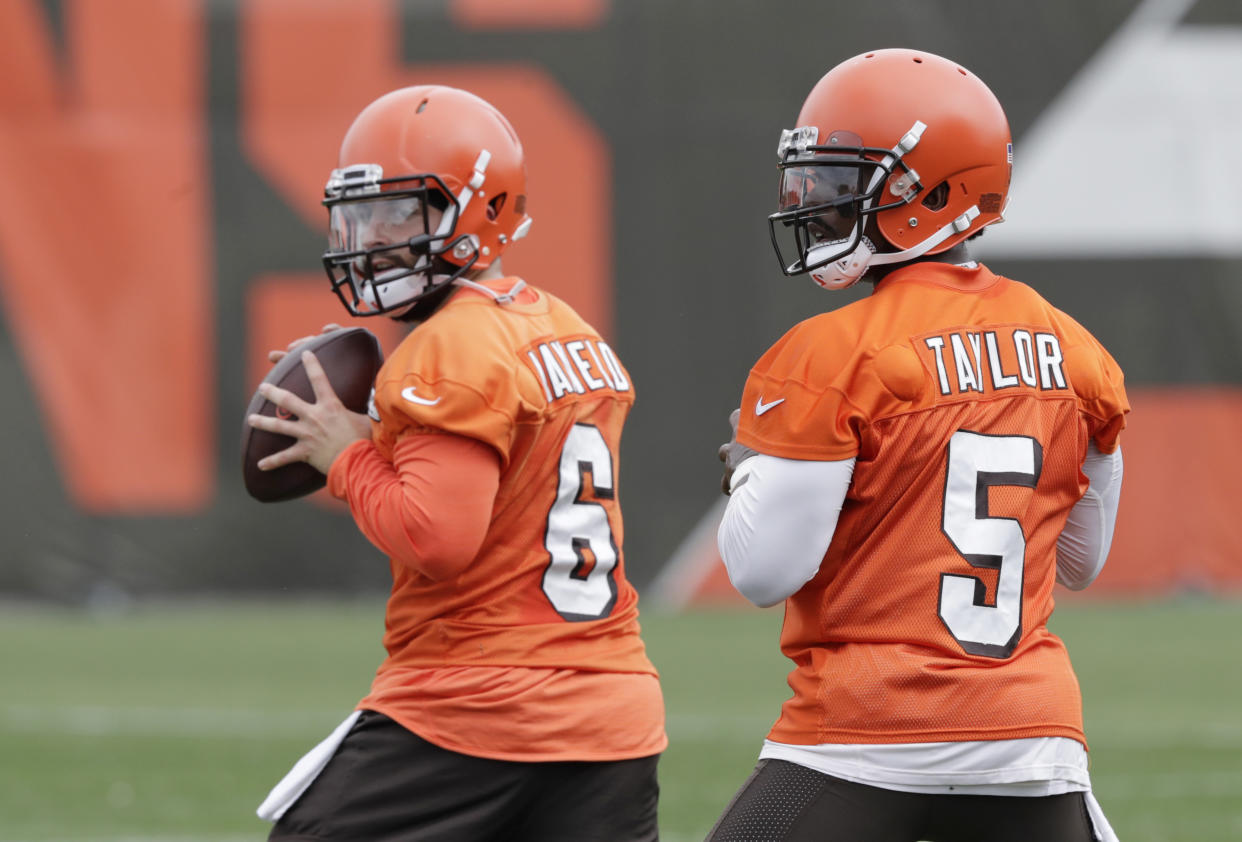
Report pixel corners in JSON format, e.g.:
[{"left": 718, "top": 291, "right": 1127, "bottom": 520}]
[{"left": 525, "top": 338, "right": 630, "bottom": 402}]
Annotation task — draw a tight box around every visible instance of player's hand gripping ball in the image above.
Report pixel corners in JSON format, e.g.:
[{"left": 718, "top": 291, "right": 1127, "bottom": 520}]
[{"left": 241, "top": 327, "right": 383, "bottom": 502}]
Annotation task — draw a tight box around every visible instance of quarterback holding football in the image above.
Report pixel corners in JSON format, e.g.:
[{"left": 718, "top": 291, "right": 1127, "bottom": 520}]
[{"left": 248, "top": 86, "right": 664, "bottom": 841}]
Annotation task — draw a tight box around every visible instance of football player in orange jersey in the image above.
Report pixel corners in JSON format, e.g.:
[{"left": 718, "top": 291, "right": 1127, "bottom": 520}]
[
  {"left": 707, "top": 49, "right": 1128, "bottom": 842},
  {"left": 246, "top": 86, "right": 664, "bottom": 841}
]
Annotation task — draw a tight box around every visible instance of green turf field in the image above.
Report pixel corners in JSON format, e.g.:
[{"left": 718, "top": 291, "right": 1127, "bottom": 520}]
[{"left": 1, "top": 597, "right": 1239, "bottom": 841}]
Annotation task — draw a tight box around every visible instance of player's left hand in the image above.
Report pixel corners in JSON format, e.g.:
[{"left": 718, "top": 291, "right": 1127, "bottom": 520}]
[
  {"left": 718, "top": 408, "right": 759, "bottom": 495},
  {"left": 247, "top": 350, "right": 373, "bottom": 474}
]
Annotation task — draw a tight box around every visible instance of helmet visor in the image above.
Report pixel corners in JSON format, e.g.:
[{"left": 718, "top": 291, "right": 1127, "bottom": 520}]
[
  {"left": 777, "top": 163, "right": 872, "bottom": 242},
  {"left": 770, "top": 162, "right": 877, "bottom": 274},
  {"left": 328, "top": 192, "right": 452, "bottom": 258},
  {"left": 322, "top": 184, "right": 464, "bottom": 317}
]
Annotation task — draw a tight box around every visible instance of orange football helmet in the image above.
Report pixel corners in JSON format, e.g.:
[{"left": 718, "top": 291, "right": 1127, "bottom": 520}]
[
  {"left": 322, "top": 86, "right": 532, "bottom": 317},
  {"left": 769, "top": 49, "right": 1012, "bottom": 290}
]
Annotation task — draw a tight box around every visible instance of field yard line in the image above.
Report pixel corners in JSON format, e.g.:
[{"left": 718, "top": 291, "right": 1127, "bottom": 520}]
[
  {"left": 1, "top": 704, "right": 348, "bottom": 739},
  {"left": 6, "top": 704, "right": 1242, "bottom": 753},
  {"left": 1, "top": 705, "right": 776, "bottom": 741},
  {"left": 1085, "top": 721, "right": 1242, "bottom": 750},
  {"left": 1098, "top": 769, "right": 1242, "bottom": 799}
]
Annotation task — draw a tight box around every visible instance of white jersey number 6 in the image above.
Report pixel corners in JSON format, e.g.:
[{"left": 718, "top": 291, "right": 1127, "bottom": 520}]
[{"left": 541, "top": 424, "right": 620, "bottom": 621}]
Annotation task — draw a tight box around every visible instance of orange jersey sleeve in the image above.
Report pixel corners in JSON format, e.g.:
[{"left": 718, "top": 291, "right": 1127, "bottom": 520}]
[
  {"left": 734, "top": 262, "right": 1128, "bottom": 748},
  {"left": 1048, "top": 309, "right": 1129, "bottom": 454},
  {"left": 327, "top": 433, "right": 500, "bottom": 582},
  {"left": 737, "top": 311, "right": 875, "bottom": 461},
  {"left": 369, "top": 298, "right": 541, "bottom": 465}
]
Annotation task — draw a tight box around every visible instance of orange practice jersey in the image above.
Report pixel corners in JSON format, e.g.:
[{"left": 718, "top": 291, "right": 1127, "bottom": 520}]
[
  {"left": 330, "top": 278, "right": 664, "bottom": 762},
  {"left": 737, "top": 261, "right": 1128, "bottom": 748}
]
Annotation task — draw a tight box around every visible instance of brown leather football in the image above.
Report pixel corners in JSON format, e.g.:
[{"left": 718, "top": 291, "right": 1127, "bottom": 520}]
[{"left": 241, "top": 327, "right": 384, "bottom": 502}]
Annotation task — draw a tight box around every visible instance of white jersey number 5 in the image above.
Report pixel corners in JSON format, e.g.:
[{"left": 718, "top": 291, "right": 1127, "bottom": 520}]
[
  {"left": 939, "top": 430, "right": 1042, "bottom": 658},
  {"left": 542, "top": 424, "right": 620, "bottom": 621}
]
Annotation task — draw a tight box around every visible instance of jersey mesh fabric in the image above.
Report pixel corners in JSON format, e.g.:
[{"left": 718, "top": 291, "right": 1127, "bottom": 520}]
[
  {"left": 736, "top": 262, "right": 1128, "bottom": 748},
  {"left": 336, "top": 279, "right": 664, "bottom": 762}
]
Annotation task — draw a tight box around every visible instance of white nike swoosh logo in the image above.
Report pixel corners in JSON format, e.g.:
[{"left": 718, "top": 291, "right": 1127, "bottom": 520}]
[
  {"left": 755, "top": 396, "right": 785, "bottom": 416},
  {"left": 401, "top": 386, "right": 442, "bottom": 406}
]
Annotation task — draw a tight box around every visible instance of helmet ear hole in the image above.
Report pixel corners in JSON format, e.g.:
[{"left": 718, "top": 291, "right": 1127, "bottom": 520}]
[
  {"left": 921, "top": 181, "right": 950, "bottom": 211},
  {"left": 487, "top": 193, "right": 507, "bottom": 222}
]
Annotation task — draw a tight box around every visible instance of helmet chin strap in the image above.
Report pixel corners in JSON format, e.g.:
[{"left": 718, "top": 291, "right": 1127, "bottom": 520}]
[{"left": 808, "top": 205, "right": 981, "bottom": 290}]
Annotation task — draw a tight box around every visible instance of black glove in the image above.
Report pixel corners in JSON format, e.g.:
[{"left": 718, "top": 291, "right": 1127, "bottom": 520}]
[{"left": 718, "top": 408, "right": 759, "bottom": 495}]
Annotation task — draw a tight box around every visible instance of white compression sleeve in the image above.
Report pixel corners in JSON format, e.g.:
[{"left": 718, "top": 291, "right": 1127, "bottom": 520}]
[
  {"left": 1055, "top": 443, "right": 1124, "bottom": 591},
  {"left": 717, "top": 453, "right": 855, "bottom": 607}
]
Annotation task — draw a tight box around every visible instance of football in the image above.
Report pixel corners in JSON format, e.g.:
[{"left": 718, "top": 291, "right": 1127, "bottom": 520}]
[{"left": 242, "top": 327, "right": 384, "bottom": 502}]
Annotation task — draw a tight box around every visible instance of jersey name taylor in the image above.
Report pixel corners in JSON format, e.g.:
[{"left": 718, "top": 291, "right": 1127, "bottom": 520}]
[{"left": 921, "top": 328, "right": 1066, "bottom": 396}]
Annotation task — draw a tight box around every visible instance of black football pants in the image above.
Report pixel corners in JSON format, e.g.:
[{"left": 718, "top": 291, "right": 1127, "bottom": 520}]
[
  {"left": 705, "top": 759, "right": 1097, "bottom": 842},
  {"left": 269, "top": 710, "right": 660, "bottom": 842}
]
